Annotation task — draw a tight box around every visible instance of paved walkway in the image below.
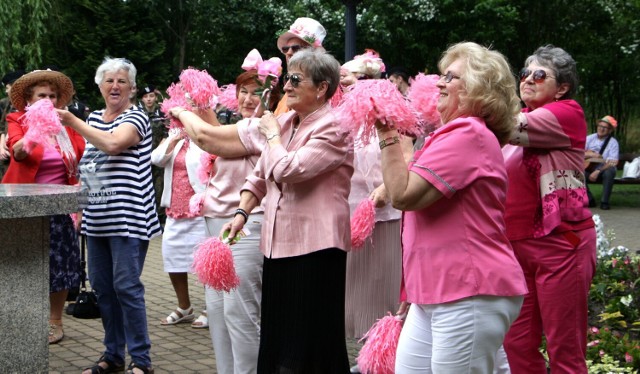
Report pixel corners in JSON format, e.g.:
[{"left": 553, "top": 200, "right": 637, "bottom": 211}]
[{"left": 49, "top": 207, "right": 639, "bottom": 373}]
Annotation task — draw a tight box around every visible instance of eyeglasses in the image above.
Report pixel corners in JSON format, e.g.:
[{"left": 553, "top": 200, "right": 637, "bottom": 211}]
[
  {"left": 281, "top": 45, "right": 302, "bottom": 54},
  {"left": 519, "top": 68, "right": 556, "bottom": 83},
  {"left": 283, "top": 73, "right": 306, "bottom": 88},
  {"left": 439, "top": 71, "right": 461, "bottom": 83},
  {"left": 597, "top": 125, "right": 612, "bottom": 130}
]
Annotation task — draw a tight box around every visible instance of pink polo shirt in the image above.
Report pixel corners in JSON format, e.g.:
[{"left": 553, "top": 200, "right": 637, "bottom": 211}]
[
  {"left": 242, "top": 103, "right": 354, "bottom": 259},
  {"left": 202, "top": 118, "right": 264, "bottom": 217},
  {"left": 403, "top": 117, "right": 527, "bottom": 305}
]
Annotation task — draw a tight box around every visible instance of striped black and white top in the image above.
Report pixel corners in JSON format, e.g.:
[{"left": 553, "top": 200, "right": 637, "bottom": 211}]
[{"left": 79, "top": 105, "right": 162, "bottom": 240}]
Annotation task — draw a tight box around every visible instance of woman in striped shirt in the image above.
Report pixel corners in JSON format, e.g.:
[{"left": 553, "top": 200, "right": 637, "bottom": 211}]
[{"left": 59, "top": 57, "right": 161, "bottom": 374}]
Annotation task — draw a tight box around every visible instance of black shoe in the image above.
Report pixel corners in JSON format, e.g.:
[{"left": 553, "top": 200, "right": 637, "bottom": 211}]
[{"left": 600, "top": 203, "right": 610, "bottom": 210}]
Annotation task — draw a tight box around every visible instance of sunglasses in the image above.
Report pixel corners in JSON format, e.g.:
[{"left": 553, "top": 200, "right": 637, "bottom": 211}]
[
  {"left": 281, "top": 44, "right": 302, "bottom": 54},
  {"left": 283, "top": 73, "right": 306, "bottom": 88},
  {"left": 440, "top": 71, "right": 461, "bottom": 83},
  {"left": 519, "top": 68, "right": 556, "bottom": 83}
]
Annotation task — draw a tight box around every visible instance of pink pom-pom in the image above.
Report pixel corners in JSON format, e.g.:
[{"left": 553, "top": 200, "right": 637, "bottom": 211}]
[
  {"left": 329, "top": 86, "right": 344, "bottom": 108},
  {"left": 196, "top": 152, "right": 217, "bottom": 184},
  {"left": 160, "top": 83, "right": 191, "bottom": 129},
  {"left": 407, "top": 73, "right": 442, "bottom": 129},
  {"left": 179, "top": 68, "right": 221, "bottom": 109},
  {"left": 192, "top": 237, "right": 240, "bottom": 292},
  {"left": 218, "top": 84, "right": 238, "bottom": 111},
  {"left": 357, "top": 313, "right": 404, "bottom": 374},
  {"left": 189, "top": 192, "right": 205, "bottom": 216},
  {"left": 350, "top": 199, "right": 376, "bottom": 249},
  {"left": 334, "top": 79, "right": 421, "bottom": 145},
  {"left": 21, "top": 99, "right": 62, "bottom": 153}
]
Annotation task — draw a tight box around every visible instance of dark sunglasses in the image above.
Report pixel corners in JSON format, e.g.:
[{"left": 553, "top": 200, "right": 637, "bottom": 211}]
[
  {"left": 440, "top": 71, "right": 461, "bottom": 83},
  {"left": 283, "top": 73, "right": 305, "bottom": 88},
  {"left": 519, "top": 68, "right": 556, "bottom": 83},
  {"left": 281, "top": 44, "right": 302, "bottom": 54}
]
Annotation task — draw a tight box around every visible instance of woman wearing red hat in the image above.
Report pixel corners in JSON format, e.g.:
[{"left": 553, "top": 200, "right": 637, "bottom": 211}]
[{"left": 2, "top": 69, "right": 85, "bottom": 345}]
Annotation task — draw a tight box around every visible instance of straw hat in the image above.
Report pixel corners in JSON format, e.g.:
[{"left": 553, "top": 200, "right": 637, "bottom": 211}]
[
  {"left": 10, "top": 69, "right": 74, "bottom": 111},
  {"left": 276, "top": 17, "right": 326, "bottom": 52},
  {"left": 598, "top": 115, "right": 618, "bottom": 129}
]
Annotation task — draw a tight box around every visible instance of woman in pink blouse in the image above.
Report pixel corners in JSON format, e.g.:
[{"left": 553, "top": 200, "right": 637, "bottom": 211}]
[
  {"left": 223, "top": 49, "right": 353, "bottom": 373},
  {"left": 151, "top": 129, "right": 207, "bottom": 327},
  {"left": 377, "top": 42, "right": 527, "bottom": 373},
  {"left": 502, "top": 45, "right": 596, "bottom": 374}
]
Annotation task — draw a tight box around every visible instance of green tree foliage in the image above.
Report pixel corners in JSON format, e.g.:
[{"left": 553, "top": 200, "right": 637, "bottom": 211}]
[{"left": 1, "top": 0, "right": 638, "bottom": 149}]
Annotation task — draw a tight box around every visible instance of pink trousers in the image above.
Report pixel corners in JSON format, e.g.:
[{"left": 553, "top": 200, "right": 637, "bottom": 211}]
[{"left": 504, "top": 227, "right": 596, "bottom": 374}]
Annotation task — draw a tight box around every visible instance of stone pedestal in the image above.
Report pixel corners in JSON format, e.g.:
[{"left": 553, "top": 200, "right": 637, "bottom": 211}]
[{"left": 0, "top": 184, "right": 81, "bottom": 373}]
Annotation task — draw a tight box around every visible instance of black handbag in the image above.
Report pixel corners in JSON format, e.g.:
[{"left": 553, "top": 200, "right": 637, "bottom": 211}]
[{"left": 72, "top": 235, "right": 101, "bottom": 319}]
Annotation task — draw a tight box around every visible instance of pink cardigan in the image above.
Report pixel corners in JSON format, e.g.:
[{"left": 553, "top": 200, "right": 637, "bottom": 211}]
[
  {"left": 242, "top": 103, "right": 354, "bottom": 259},
  {"left": 506, "top": 99, "right": 593, "bottom": 238}
]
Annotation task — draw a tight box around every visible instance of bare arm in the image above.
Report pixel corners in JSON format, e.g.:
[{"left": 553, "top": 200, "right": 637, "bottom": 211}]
[
  {"left": 378, "top": 127, "right": 443, "bottom": 211},
  {"left": 170, "top": 107, "right": 249, "bottom": 158},
  {"left": 369, "top": 136, "right": 414, "bottom": 208},
  {"left": 57, "top": 109, "right": 140, "bottom": 155},
  {"left": 219, "top": 190, "right": 260, "bottom": 242}
]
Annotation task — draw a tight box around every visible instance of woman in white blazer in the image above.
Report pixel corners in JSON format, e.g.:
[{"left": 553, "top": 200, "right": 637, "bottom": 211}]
[{"left": 151, "top": 130, "right": 208, "bottom": 327}]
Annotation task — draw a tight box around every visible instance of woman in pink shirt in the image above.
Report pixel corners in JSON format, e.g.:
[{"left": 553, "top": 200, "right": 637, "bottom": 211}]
[
  {"left": 502, "top": 45, "right": 596, "bottom": 374},
  {"left": 378, "top": 42, "right": 527, "bottom": 373},
  {"left": 222, "top": 49, "right": 353, "bottom": 373},
  {"left": 2, "top": 70, "right": 85, "bottom": 345}
]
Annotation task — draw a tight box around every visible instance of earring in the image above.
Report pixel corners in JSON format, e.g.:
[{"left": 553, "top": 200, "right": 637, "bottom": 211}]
[{"left": 316, "top": 94, "right": 320, "bottom": 100}]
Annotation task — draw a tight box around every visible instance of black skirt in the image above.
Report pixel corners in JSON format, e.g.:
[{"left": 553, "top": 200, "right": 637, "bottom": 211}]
[{"left": 258, "top": 248, "right": 350, "bottom": 374}]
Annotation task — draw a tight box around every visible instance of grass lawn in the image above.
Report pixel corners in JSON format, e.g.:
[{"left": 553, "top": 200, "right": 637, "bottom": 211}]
[{"left": 588, "top": 172, "right": 640, "bottom": 208}]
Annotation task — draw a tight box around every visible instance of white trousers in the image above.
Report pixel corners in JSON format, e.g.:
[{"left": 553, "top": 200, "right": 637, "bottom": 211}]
[
  {"left": 205, "top": 215, "right": 263, "bottom": 374},
  {"left": 395, "top": 295, "right": 523, "bottom": 374}
]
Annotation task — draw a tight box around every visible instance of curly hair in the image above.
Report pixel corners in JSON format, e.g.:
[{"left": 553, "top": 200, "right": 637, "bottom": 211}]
[{"left": 438, "top": 42, "right": 521, "bottom": 146}]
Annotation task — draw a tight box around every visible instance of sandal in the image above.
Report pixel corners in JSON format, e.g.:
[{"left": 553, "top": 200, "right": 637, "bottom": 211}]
[
  {"left": 126, "top": 362, "right": 154, "bottom": 374},
  {"left": 48, "top": 320, "right": 64, "bottom": 344},
  {"left": 191, "top": 311, "right": 208, "bottom": 329},
  {"left": 82, "top": 355, "right": 125, "bottom": 374},
  {"left": 160, "top": 306, "right": 195, "bottom": 325}
]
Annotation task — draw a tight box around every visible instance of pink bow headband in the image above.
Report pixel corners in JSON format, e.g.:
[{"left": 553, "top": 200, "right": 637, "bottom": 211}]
[{"left": 241, "top": 49, "right": 282, "bottom": 86}]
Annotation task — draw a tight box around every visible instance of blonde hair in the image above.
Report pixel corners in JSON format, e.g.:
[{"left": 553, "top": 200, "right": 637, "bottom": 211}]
[{"left": 438, "top": 42, "right": 520, "bottom": 145}]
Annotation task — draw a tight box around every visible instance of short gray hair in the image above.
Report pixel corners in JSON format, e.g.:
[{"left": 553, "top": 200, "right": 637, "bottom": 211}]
[
  {"left": 288, "top": 49, "right": 340, "bottom": 100},
  {"left": 524, "top": 45, "right": 578, "bottom": 99},
  {"left": 94, "top": 57, "right": 137, "bottom": 89}
]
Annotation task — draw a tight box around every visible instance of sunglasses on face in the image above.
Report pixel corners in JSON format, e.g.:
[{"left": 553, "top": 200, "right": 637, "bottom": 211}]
[
  {"left": 283, "top": 73, "right": 305, "bottom": 88},
  {"left": 519, "top": 68, "right": 556, "bottom": 84},
  {"left": 440, "top": 71, "right": 461, "bottom": 83},
  {"left": 281, "top": 44, "right": 302, "bottom": 54}
]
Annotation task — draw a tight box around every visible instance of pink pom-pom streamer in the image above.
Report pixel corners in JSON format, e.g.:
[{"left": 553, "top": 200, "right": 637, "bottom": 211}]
[
  {"left": 356, "top": 313, "right": 404, "bottom": 374},
  {"left": 189, "top": 192, "right": 205, "bottom": 216},
  {"left": 218, "top": 84, "right": 238, "bottom": 111},
  {"left": 334, "top": 79, "right": 421, "bottom": 145},
  {"left": 192, "top": 237, "right": 240, "bottom": 292},
  {"left": 196, "top": 152, "right": 217, "bottom": 184},
  {"left": 407, "top": 73, "right": 442, "bottom": 128},
  {"left": 350, "top": 198, "right": 376, "bottom": 249},
  {"left": 160, "top": 83, "right": 190, "bottom": 129},
  {"left": 329, "top": 86, "right": 344, "bottom": 108},
  {"left": 179, "top": 68, "right": 221, "bottom": 109},
  {"left": 21, "top": 99, "right": 62, "bottom": 153}
]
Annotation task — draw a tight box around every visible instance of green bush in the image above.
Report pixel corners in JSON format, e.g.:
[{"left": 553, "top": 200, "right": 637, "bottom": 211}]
[{"left": 587, "top": 215, "right": 640, "bottom": 371}]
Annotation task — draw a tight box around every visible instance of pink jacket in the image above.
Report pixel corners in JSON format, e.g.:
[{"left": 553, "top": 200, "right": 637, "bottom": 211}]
[{"left": 242, "top": 103, "right": 354, "bottom": 259}]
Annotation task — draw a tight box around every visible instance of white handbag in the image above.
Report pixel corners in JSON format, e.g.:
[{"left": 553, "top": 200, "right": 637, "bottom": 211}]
[{"left": 622, "top": 157, "right": 640, "bottom": 178}]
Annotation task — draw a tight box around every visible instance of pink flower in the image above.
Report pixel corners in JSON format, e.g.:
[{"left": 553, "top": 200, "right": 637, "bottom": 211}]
[
  {"left": 587, "top": 340, "right": 600, "bottom": 347},
  {"left": 599, "top": 349, "right": 605, "bottom": 357},
  {"left": 625, "top": 352, "right": 633, "bottom": 363},
  {"left": 257, "top": 58, "right": 282, "bottom": 84},
  {"left": 624, "top": 256, "right": 630, "bottom": 265},
  {"left": 590, "top": 326, "right": 600, "bottom": 334}
]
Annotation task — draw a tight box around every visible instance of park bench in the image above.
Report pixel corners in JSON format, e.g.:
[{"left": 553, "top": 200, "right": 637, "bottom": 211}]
[{"left": 588, "top": 153, "right": 640, "bottom": 185}]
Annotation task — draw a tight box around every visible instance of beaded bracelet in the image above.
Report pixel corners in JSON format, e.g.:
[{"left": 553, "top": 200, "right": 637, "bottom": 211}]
[
  {"left": 234, "top": 208, "right": 249, "bottom": 224},
  {"left": 379, "top": 135, "right": 400, "bottom": 150}
]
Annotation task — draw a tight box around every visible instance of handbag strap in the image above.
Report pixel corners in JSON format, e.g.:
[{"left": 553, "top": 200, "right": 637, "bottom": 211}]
[{"left": 79, "top": 234, "right": 88, "bottom": 290}]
